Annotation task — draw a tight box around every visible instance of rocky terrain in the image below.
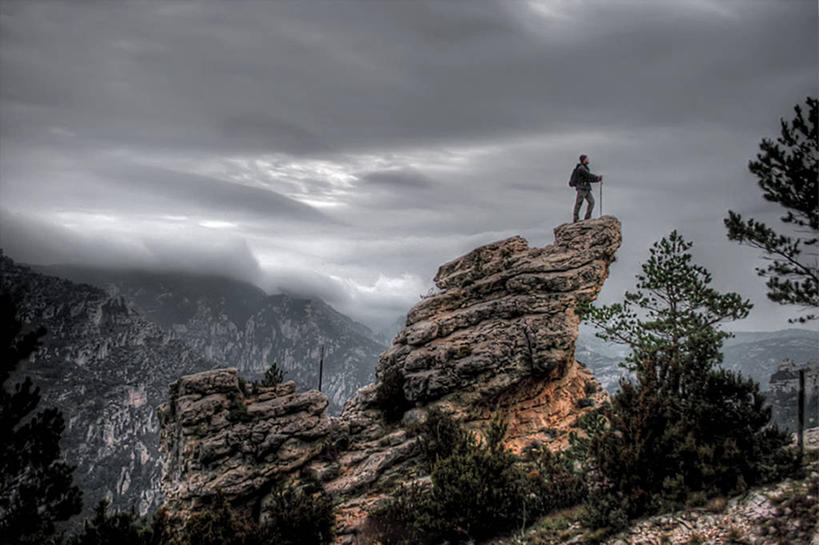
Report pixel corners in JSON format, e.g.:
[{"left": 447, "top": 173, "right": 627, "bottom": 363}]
[
  {"left": 1, "top": 254, "right": 220, "bottom": 520},
  {"left": 158, "top": 216, "right": 622, "bottom": 543},
  {"left": 490, "top": 435, "right": 819, "bottom": 545},
  {"left": 35, "top": 266, "right": 386, "bottom": 414},
  {"left": 599, "top": 466, "right": 819, "bottom": 545}
]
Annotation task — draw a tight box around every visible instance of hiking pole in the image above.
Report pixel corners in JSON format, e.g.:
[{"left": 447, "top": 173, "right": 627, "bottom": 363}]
[{"left": 599, "top": 180, "right": 603, "bottom": 217}]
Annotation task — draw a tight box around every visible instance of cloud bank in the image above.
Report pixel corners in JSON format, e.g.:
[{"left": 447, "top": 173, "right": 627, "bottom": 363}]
[{"left": 1, "top": 1, "right": 816, "bottom": 329}]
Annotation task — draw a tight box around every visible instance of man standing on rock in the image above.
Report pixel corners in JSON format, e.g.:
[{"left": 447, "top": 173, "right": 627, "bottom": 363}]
[{"left": 570, "top": 154, "right": 603, "bottom": 222}]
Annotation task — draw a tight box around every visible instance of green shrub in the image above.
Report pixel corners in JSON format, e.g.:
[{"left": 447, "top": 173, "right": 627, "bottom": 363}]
[
  {"left": 520, "top": 443, "right": 587, "bottom": 516},
  {"left": 227, "top": 392, "right": 252, "bottom": 423},
  {"left": 164, "top": 482, "right": 334, "bottom": 545},
  {"left": 415, "top": 407, "right": 471, "bottom": 471},
  {"left": 576, "top": 397, "right": 594, "bottom": 408},
  {"left": 361, "top": 483, "right": 428, "bottom": 545},
  {"left": 261, "top": 483, "right": 335, "bottom": 545},
  {"left": 177, "top": 494, "right": 252, "bottom": 545},
  {"left": 423, "top": 415, "right": 528, "bottom": 543},
  {"left": 374, "top": 365, "right": 413, "bottom": 423},
  {"left": 67, "top": 500, "right": 152, "bottom": 545},
  {"left": 583, "top": 370, "right": 798, "bottom": 528},
  {"left": 259, "top": 480, "right": 334, "bottom": 545},
  {"left": 259, "top": 362, "right": 284, "bottom": 388},
  {"left": 368, "top": 412, "right": 531, "bottom": 545}
]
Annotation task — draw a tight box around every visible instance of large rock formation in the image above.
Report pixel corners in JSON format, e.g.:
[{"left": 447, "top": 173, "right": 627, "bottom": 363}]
[
  {"left": 158, "top": 369, "right": 331, "bottom": 516},
  {"left": 158, "top": 217, "right": 622, "bottom": 542}
]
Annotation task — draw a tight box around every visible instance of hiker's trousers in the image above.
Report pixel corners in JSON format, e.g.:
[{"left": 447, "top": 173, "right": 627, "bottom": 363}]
[{"left": 573, "top": 188, "right": 595, "bottom": 221}]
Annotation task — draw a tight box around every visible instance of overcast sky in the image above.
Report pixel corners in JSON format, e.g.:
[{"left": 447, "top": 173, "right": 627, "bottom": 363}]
[{"left": 1, "top": 0, "right": 816, "bottom": 331}]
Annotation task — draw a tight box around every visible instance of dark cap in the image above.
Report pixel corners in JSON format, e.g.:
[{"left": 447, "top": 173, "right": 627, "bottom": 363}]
[{"left": 579, "top": 154, "right": 588, "bottom": 162}]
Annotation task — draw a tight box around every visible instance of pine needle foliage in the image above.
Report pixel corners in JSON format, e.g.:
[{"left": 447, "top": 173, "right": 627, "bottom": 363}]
[
  {"left": 0, "top": 292, "right": 83, "bottom": 544},
  {"left": 725, "top": 97, "right": 818, "bottom": 322},
  {"left": 258, "top": 480, "right": 334, "bottom": 545},
  {"left": 67, "top": 500, "right": 153, "bottom": 545},
  {"left": 259, "top": 361, "right": 284, "bottom": 388},
  {"left": 369, "top": 410, "right": 582, "bottom": 545},
  {"left": 578, "top": 232, "right": 798, "bottom": 528},
  {"left": 175, "top": 494, "right": 251, "bottom": 545},
  {"left": 374, "top": 365, "right": 413, "bottom": 423}
]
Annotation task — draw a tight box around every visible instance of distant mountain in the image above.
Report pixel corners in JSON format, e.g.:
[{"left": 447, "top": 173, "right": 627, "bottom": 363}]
[
  {"left": 1, "top": 255, "right": 220, "bottom": 521},
  {"left": 34, "top": 265, "right": 386, "bottom": 413},
  {"left": 374, "top": 314, "right": 408, "bottom": 346},
  {"left": 721, "top": 330, "right": 818, "bottom": 390},
  {"left": 2, "top": 257, "right": 387, "bottom": 524},
  {"left": 577, "top": 327, "right": 819, "bottom": 393}
]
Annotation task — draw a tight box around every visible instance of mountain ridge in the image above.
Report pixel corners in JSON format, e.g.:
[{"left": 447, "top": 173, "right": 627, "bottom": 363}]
[
  {"left": 1, "top": 253, "right": 388, "bottom": 525},
  {"left": 31, "top": 264, "right": 386, "bottom": 413}
]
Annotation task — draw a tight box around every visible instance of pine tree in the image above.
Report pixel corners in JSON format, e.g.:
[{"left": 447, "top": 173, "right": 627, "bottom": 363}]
[
  {"left": 259, "top": 361, "right": 284, "bottom": 388},
  {"left": 67, "top": 500, "right": 152, "bottom": 545},
  {"left": 724, "top": 97, "right": 818, "bottom": 322},
  {"left": 0, "top": 291, "right": 83, "bottom": 544},
  {"left": 579, "top": 232, "right": 797, "bottom": 526}
]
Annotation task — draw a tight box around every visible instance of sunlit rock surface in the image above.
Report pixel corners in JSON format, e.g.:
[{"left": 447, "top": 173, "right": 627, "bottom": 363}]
[{"left": 159, "top": 217, "right": 622, "bottom": 542}]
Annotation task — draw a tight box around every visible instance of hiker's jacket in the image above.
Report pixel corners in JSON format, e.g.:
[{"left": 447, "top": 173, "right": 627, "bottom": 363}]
[{"left": 572, "top": 163, "right": 600, "bottom": 191}]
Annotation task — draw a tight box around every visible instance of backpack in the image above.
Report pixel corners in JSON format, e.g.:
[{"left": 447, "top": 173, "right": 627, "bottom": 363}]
[{"left": 568, "top": 165, "right": 579, "bottom": 187}]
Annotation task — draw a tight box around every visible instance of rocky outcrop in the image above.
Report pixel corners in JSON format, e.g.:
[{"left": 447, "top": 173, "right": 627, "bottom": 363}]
[
  {"left": 375, "top": 217, "right": 620, "bottom": 439},
  {"left": 158, "top": 369, "right": 331, "bottom": 517},
  {"left": 158, "top": 217, "right": 622, "bottom": 541},
  {"left": 769, "top": 359, "right": 819, "bottom": 432}
]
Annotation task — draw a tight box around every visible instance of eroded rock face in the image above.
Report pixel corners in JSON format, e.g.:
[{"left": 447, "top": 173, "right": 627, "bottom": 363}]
[
  {"left": 381, "top": 217, "right": 621, "bottom": 409},
  {"left": 158, "top": 369, "right": 331, "bottom": 517},
  {"left": 158, "top": 217, "right": 622, "bottom": 542}
]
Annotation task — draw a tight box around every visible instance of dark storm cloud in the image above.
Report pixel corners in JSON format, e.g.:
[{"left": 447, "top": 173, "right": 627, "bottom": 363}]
[
  {"left": 1, "top": 0, "right": 816, "bottom": 329},
  {"left": 2, "top": 1, "right": 812, "bottom": 158},
  {"left": 219, "top": 113, "right": 330, "bottom": 155}
]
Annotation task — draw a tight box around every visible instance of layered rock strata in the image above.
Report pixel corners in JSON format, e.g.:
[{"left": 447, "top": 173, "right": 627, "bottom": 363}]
[
  {"left": 159, "top": 216, "right": 622, "bottom": 542},
  {"left": 158, "top": 369, "right": 331, "bottom": 516}
]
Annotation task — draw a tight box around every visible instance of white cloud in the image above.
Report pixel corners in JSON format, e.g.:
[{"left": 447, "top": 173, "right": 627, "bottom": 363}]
[{"left": 199, "top": 220, "right": 238, "bottom": 229}]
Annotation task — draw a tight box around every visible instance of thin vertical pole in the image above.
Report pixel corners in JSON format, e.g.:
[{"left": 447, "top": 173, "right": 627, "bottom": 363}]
[
  {"left": 797, "top": 368, "right": 805, "bottom": 456},
  {"left": 599, "top": 181, "right": 603, "bottom": 217},
  {"left": 318, "top": 345, "right": 325, "bottom": 392}
]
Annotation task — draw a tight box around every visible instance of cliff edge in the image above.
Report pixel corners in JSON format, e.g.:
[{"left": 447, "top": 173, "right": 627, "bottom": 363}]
[{"left": 158, "top": 216, "right": 622, "bottom": 542}]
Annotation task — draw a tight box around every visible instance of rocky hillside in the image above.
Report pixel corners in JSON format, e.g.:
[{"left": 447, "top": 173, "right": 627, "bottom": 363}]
[
  {"left": 158, "top": 216, "right": 622, "bottom": 543},
  {"left": 489, "top": 435, "right": 819, "bottom": 545},
  {"left": 1, "top": 255, "right": 220, "bottom": 520},
  {"left": 768, "top": 359, "right": 818, "bottom": 432},
  {"left": 35, "top": 266, "right": 385, "bottom": 414}
]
